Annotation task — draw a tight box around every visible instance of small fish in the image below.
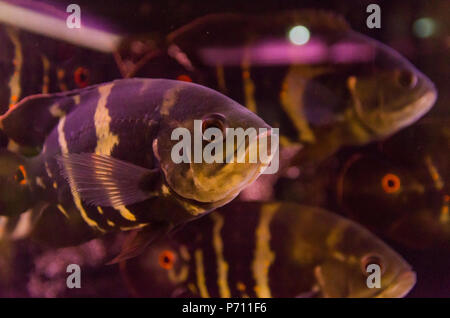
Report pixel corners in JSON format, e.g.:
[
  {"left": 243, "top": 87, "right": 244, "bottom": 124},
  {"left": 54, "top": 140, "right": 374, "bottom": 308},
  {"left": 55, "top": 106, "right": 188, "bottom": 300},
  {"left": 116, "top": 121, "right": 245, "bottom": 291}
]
[
  {"left": 338, "top": 121, "right": 450, "bottom": 249},
  {"left": 122, "top": 10, "right": 437, "bottom": 164},
  {"left": 120, "top": 201, "right": 416, "bottom": 298},
  {"left": 0, "top": 25, "right": 120, "bottom": 115},
  {"left": 0, "top": 78, "right": 272, "bottom": 262}
]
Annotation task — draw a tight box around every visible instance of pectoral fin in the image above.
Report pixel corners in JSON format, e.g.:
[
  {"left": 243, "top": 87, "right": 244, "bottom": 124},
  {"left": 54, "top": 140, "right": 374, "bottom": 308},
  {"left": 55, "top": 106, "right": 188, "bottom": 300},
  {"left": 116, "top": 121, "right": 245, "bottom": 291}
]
[
  {"left": 107, "top": 223, "right": 171, "bottom": 264},
  {"left": 56, "top": 153, "right": 161, "bottom": 207}
]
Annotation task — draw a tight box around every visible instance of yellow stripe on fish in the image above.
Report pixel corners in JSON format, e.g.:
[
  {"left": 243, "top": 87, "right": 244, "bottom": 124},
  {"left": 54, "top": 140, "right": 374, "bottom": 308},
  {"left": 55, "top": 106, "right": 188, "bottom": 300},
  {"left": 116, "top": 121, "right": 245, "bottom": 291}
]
[
  {"left": 211, "top": 213, "right": 231, "bottom": 298},
  {"left": 94, "top": 83, "right": 119, "bottom": 155},
  {"left": 92, "top": 83, "right": 141, "bottom": 222},
  {"left": 56, "top": 204, "right": 70, "bottom": 219},
  {"left": 5, "top": 27, "right": 22, "bottom": 110},
  {"left": 195, "top": 249, "right": 210, "bottom": 298},
  {"left": 252, "top": 203, "right": 277, "bottom": 297},
  {"left": 58, "top": 116, "right": 105, "bottom": 232}
]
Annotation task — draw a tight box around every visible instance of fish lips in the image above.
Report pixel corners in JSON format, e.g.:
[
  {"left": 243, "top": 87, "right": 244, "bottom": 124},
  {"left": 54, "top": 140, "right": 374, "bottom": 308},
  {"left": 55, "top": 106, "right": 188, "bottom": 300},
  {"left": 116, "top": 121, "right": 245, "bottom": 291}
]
[
  {"left": 184, "top": 128, "right": 276, "bottom": 204},
  {"left": 355, "top": 85, "right": 437, "bottom": 139},
  {"left": 385, "top": 87, "right": 437, "bottom": 132},
  {"left": 375, "top": 270, "right": 417, "bottom": 298}
]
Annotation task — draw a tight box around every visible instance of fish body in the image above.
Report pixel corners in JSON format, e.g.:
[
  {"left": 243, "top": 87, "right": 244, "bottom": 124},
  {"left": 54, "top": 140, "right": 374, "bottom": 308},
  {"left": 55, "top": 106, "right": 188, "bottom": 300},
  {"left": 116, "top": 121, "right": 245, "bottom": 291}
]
[
  {"left": 0, "top": 78, "right": 272, "bottom": 259},
  {"left": 126, "top": 11, "right": 436, "bottom": 164},
  {"left": 121, "top": 201, "right": 416, "bottom": 298}
]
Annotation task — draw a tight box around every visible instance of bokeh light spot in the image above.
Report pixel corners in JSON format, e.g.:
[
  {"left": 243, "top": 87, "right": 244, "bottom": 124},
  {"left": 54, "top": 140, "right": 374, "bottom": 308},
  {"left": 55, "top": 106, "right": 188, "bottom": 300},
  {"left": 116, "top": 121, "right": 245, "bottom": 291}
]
[
  {"left": 289, "top": 25, "right": 310, "bottom": 45},
  {"left": 413, "top": 17, "right": 436, "bottom": 38}
]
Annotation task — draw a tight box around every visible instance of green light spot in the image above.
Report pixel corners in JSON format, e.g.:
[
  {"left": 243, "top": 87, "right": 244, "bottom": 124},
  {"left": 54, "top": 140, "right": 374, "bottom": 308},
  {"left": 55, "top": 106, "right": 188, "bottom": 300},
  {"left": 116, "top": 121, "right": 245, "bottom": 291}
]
[
  {"left": 289, "top": 25, "right": 310, "bottom": 45},
  {"left": 413, "top": 17, "right": 436, "bottom": 38}
]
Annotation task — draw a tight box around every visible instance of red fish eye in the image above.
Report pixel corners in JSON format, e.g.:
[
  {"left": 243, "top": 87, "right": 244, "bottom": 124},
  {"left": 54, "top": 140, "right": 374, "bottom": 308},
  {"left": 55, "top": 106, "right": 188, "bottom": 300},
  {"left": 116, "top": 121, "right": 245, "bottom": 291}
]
[
  {"left": 176, "top": 74, "right": 192, "bottom": 82},
  {"left": 14, "top": 165, "right": 27, "bottom": 185},
  {"left": 381, "top": 173, "right": 401, "bottom": 194},
  {"left": 158, "top": 250, "right": 176, "bottom": 270},
  {"left": 361, "top": 254, "right": 385, "bottom": 275},
  {"left": 74, "top": 67, "right": 90, "bottom": 88}
]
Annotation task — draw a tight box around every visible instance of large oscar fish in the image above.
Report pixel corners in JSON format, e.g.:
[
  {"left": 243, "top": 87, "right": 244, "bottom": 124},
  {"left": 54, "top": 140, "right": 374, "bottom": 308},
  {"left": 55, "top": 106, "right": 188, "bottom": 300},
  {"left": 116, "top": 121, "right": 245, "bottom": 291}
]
[
  {"left": 120, "top": 201, "right": 416, "bottom": 298},
  {"left": 122, "top": 10, "right": 436, "bottom": 165},
  {"left": 0, "top": 78, "right": 273, "bottom": 262}
]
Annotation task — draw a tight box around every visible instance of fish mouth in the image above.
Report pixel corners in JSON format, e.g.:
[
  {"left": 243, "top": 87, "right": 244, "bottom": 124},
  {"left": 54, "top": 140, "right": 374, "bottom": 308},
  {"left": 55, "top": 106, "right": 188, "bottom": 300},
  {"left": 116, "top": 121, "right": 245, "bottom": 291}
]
[
  {"left": 384, "top": 88, "right": 437, "bottom": 132},
  {"left": 174, "top": 128, "right": 276, "bottom": 207},
  {"left": 168, "top": 184, "right": 238, "bottom": 216},
  {"left": 375, "top": 270, "right": 417, "bottom": 298},
  {"left": 354, "top": 88, "right": 437, "bottom": 138},
  {"left": 215, "top": 128, "right": 276, "bottom": 197}
]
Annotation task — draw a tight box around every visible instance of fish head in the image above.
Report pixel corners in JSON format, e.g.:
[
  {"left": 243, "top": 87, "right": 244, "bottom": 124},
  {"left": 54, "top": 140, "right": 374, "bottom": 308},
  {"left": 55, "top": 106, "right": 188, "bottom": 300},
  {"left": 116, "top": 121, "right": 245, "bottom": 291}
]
[
  {"left": 345, "top": 32, "right": 437, "bottom": 140},
  {"left": 307, "top": 211, "right": 416, "bottom": 298},
  {"left": 55, "top": 46, "right": 121, "bottom": 89},
  {"left": 156, "top": 82, "right": 276, "bottom": 212},
  {"left": 0, "top": 150, "right": 33, "bottom": 216},
  {"left": 338, "top": 154, "right": 426, "bottom": 230}
]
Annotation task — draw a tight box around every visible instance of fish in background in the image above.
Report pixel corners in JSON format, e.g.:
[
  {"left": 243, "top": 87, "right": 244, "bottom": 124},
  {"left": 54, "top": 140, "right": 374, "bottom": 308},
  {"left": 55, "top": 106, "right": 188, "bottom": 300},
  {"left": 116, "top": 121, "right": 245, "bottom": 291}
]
[
  {"left": 0, "top": 24, "right": 121, "bottom": 149},
  {"left": 337, "top": 121, "right": 450, "bottom": 250},
  {"left": 118, "top": 10, "right": 437, "bottom": 167},
  {"left": 0, "top": 78, "right": 274, "bottom": 262},
  {"left": 0, "top": 25, "right": 120, "bottom": 113},
  {"left": 120, "top": 201, "right": 416, "bottom": 298}
]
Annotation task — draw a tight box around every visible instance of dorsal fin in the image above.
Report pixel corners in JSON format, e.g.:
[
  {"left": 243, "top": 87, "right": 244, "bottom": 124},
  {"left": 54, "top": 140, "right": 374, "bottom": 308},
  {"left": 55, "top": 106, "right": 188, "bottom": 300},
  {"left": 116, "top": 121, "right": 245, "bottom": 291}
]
[
  {"left": 167, "top": 9, "right": 350, "bottom": 43},
  {"left": 0, "top": 84, "right": 100, "bottom": 147}
]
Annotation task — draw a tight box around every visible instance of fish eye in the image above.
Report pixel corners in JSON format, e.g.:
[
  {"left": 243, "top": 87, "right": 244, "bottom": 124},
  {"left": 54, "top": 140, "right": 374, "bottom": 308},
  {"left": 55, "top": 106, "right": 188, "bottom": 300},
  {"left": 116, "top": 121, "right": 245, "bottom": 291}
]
[
  {"left": 14, "top": 165, "right": 27, "bottom": 185},
  {"left": 381, "top": 173, "right": 401, "bottom": 194},
  {"left": 74, "top": 66, "right": 90, "bottom": 88},
  {"left": 396, "top": 70, "right": 417, "bottom": 89},
  {"left": 158, "top": 250, "right": 176, "bottom": 270},
  {"left": 202, "top": 113, "right": 227, "bottom": 136},
  {"left": 361, "top": 254, "right": 385, "bottom": 275}
]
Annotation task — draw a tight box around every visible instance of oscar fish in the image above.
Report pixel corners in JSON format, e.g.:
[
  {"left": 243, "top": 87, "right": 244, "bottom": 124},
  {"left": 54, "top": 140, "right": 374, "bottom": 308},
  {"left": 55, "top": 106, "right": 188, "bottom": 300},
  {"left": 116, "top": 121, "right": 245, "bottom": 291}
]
[
  {"left": 120, "top": 201, "right": 416, "bottom": 298},
  {"left": 338, "top": 121, "right": 450, "bottom": 250},
  {"left": 124, "top": 10, "right": 437, "bottom": 165},
  {"left": 0, "top": 78, "right": 273, "bottom": 262}
]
